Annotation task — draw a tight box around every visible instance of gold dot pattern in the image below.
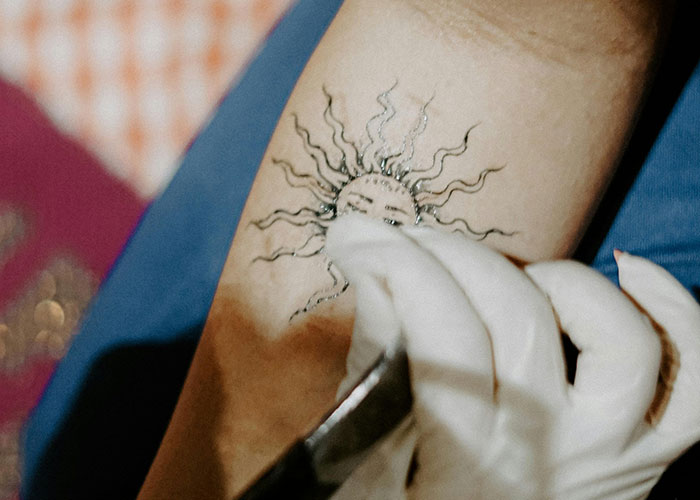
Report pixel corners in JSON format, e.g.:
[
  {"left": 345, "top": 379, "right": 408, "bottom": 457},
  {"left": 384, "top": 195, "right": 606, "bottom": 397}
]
[
  {"left": 33, "top": 300, "right": 66, "bottom": 331},
  {"left": 0, "top": 258, "right": 96, "bottom": 372}
]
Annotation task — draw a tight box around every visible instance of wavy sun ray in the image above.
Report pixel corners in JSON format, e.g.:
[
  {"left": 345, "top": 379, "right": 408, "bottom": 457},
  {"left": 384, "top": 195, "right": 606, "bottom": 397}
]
[{"left": 252, "top": 85, "right": 514, "bottom": 319}]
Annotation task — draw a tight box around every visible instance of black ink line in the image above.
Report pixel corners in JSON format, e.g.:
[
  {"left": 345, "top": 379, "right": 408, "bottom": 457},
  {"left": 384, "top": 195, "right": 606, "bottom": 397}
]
[
  {"left": 290, "top": 260, "right": 349, "bottom": 321},
  {"left": 383, "top": 96, "right": 432, "bottom": 179},
  {"left": 361, "top": 82, "right": 398, "bottom": 172},
  {"left": 348, "top": 191, "right": 374, "bottom": 203},
  {"left": 293, "top": 114, "right": 342, "bottom": 191},
  {"left": 385, "top": 205, "right": 408, "bottom": 214},
  {"left": 346, "top": 203, "right": 368, "bottom": 214},
  {"left": 322, "top": 86, "right": 362, "bottom": 177},
  {"left": 415, "top": 166, "right": 504, "bottom": 207},
  {"left": 428, "top": 212, "right": 515, "bottom": 240},
  {"left": 252, "top": 232, "right": 325, "bottom": 263},
  {"left": 273, "top": 158, "right": 336, "bottom": 204},
  {"left": 251, "top": 212, "right": 331, "bottom": 231},
  {"left": 410, "top": 124, "right": 479, "bottom": 189}
]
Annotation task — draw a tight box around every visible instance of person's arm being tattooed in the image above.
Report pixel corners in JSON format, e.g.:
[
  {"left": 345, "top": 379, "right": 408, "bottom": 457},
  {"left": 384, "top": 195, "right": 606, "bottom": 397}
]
[{"left": 138, "top": 1, "right": 672, "bottom": 498}]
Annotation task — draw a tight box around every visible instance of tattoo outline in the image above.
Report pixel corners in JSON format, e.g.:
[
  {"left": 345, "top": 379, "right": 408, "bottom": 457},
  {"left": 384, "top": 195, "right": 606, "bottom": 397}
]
[{"left": 252, "top": 85, "right": 513, "bottom": 319}]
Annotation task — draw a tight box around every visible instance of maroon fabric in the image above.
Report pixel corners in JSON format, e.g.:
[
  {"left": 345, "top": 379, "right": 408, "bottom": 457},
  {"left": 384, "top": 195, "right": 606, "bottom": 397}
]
[
  {"left": 0, "top": 81, "right": 147, "bottom": 308},
  {"left": 0, "top": 79, "right": 145, "bottom": 442}
]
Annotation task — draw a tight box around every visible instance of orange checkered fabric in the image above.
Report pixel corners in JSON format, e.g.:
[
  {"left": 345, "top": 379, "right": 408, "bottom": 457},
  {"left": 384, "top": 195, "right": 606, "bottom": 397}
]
[
  {"left": 0, "top": 3, "right": 292, "bottom": 498},
  {"left": 0, "top": 0, "right": 292, "bottom": 197}
]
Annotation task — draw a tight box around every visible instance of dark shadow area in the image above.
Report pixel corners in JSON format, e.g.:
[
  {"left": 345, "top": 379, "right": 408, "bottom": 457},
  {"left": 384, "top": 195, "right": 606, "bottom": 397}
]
[
  {"left": 692, "top": 285, "right": 699, "bottom": 304},
  {"left": 24, "top": 331, "right": 201, "bottom": 500},
  {"left": 649, "top": 440, "right": 700, "bottom": 499},
  {"left": 575, "top": 1, "right": 700, "bottom": 264},
  {"left": 561, "top": 333, "right": 579, "bottom": 385}
]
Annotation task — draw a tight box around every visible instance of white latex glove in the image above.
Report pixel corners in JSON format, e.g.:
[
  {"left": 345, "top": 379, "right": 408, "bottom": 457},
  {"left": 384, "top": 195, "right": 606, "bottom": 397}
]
[{"left": 325, "top": 214, "right": 700, "bottom": 500}]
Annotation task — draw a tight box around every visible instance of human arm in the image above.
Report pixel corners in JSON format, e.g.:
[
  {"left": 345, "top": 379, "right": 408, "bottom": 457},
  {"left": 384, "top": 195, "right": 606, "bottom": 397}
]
[{"left": 137, "top": 1, "right": 673, "bottom": 498}]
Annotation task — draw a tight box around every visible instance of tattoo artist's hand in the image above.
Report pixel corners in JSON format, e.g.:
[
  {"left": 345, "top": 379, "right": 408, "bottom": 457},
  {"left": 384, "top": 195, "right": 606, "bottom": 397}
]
[{"left": 325, "top": 214, "right": 700, "bottom": 500}]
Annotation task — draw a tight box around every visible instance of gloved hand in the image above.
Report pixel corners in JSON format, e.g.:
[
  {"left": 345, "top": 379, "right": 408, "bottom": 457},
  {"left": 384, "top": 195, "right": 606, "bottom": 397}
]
[{"left": 325, "top": 214, "right": 700, "bottom": 500}]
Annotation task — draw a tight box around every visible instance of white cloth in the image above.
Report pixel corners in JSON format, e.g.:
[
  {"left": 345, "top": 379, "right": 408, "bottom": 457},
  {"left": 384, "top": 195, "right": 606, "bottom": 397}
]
[{"left": 325, "top": 214, "right": 700, "bottom": 500}]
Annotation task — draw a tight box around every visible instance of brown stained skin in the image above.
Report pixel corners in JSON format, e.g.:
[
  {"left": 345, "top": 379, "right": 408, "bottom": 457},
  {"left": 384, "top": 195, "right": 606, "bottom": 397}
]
[
  {"left": 139, "top": 328, "right": 228, "bottom": 500},
  {"left": 208, "top": 293, "right": 353, "bottom": 495},
  {"left": 139, "top": 290, "right": 353, "bottom": 500},
  {"left": 138, "top": 1, "right": 674, "bottom": 499}
]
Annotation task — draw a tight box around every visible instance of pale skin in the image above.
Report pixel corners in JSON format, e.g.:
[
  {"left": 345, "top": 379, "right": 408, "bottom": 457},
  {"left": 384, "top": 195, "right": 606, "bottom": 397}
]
[{"left": 138, "top": 1, "right": 672, "bottom": 498}]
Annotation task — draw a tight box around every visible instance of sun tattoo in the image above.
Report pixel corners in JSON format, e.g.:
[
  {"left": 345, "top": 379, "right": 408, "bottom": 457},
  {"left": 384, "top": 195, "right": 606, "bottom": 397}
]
[{"left": 252, "top": 85, "right": 514, "bottom": 320}]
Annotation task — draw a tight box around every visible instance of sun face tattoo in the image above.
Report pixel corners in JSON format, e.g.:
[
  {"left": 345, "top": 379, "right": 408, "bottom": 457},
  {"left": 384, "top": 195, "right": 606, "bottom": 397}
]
[{"left": 252, "top": 85, "right": 513, "bottom": 319}]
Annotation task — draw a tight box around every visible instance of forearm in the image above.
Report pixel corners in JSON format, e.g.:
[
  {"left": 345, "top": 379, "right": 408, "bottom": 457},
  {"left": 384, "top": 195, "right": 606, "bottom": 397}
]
[{"left": 139, "top": 1, "right": 671, "bottom": 498}]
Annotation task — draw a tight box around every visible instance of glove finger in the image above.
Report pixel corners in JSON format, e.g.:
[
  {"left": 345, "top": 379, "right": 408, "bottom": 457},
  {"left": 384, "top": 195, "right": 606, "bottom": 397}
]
[
  {"left": 335, "top": 272, "right": 403, "bottom": 397},
  {"left": 402, "top": 225, "right": 567, "bottom": 407},
  {"left": 525, "top": 261, "right": 661, "bottom": 444},
  {"left": 326, "top": 214, "right": 495, "bottom": 463},
  {"left": 616, "top": 251, "right": 700, "bottom": 439}
]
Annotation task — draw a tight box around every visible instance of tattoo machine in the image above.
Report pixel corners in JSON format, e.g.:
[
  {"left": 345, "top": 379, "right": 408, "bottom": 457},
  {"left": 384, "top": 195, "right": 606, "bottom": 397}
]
[{"left": 237, "top": 339, "right": 413, "bottom": 500}]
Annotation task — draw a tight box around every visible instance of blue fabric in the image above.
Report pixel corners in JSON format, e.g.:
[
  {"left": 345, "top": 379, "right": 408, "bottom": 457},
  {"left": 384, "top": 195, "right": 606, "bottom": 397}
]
[
  {"left": 21, "top": 0, "right": 700, "bottom": 495},
  {"left": 592, "top": 63, "right": 700, "bottom": 294}
]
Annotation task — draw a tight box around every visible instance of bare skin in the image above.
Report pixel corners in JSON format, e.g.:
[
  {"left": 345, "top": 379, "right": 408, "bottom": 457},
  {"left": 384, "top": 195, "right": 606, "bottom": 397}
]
[{"left": 138, "top": 1, "right": 672, "bottom": 498}]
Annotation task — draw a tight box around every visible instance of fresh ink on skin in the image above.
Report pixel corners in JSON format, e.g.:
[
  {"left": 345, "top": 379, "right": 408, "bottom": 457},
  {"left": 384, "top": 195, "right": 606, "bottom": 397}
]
[{"left": 252, "top": 85, "right": 513, "bottom": 319}]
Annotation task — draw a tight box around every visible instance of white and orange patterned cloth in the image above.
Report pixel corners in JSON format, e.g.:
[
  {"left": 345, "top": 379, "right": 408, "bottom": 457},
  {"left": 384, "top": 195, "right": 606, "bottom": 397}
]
[{"left": 0, "top": 0, "right": 292, "bottom": 197}]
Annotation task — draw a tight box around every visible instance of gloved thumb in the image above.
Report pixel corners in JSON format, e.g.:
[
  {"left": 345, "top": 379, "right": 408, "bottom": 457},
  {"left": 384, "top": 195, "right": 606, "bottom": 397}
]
[{"left": 616, "top": 251, "right": 700, "bottom": 440}]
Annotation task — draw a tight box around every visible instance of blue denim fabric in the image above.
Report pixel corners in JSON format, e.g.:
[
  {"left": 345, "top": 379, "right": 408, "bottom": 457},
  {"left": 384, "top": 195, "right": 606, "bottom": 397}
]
[{"left": 593, "top": 63, "right": 700, "bottom": 297}]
